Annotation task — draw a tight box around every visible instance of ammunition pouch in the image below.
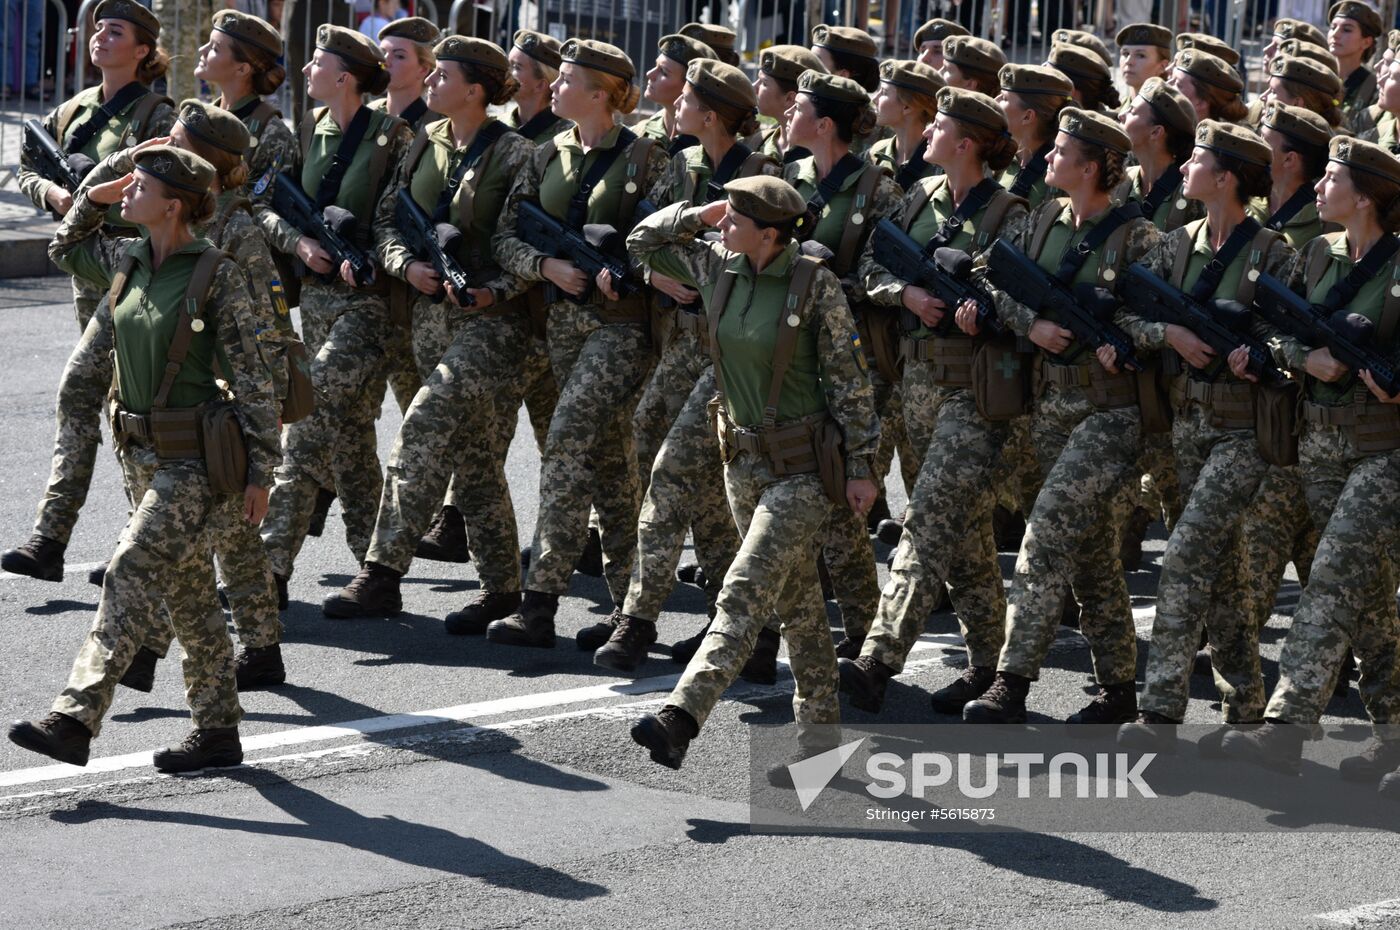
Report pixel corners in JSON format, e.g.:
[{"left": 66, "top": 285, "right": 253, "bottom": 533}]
[
  {"left": 1302, "top": 388, "right": 1400, "bottom": 454},
  {"left": 717, "top": 406, "right": 847, "bottom": 505},
  {"left": 971, "top": 334, "right": 1032, "bottom": 420}
]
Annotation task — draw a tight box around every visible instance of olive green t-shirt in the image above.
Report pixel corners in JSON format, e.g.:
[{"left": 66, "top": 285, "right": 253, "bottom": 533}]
[
  {"left": 1305, "top": 233, "right": 1399, "bottom": 405},
  {"left": 408, "top": 117, "right": 514, "bottom": 269},
  {"left": 300, "top": 106, "right": 402, "bottom": 226},
  {"left": 537, "top": 123, "right": 645, "bottom": 227}
]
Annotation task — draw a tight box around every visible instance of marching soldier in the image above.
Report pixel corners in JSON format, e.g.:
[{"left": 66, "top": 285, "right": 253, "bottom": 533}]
[
  {"left": 636, "top": 33, "right": 715, "bottom": 155},
  {"left": 868, "top": 60, "right": 945, "bottom": 190},
  {"left": 1330, "top": 1, "right": 1384, "bottom": 133},
  {"left": 912, "top": 18, "right": 968, "bottom": 73},
  {"left": 939, "top": 36, "right": 1005, "bottom": 98},
  {"left": 506, "top": 30, "right": 570, "bottom": 144},
  {"left": 1267, "top": 54, "right": 1345, "bottom": 129},
  {"left": 1047, "top": 44, "right": 1120, "bottom": 116},
  {"left": 1115, "top": 24, "right": 1173, "bottom": 101},
  {"left": 1169, "top": 49, "right": 1249, "bottom": 124},
  {"left": 679, "top": 22, "right": 740, "bottom": 68},
  {"left": 749, "top": 45, "right": 827, "bottom": 165}
]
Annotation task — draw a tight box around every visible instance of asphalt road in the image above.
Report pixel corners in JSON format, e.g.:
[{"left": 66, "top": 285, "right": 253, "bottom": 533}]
[{"left": 2, "top": 276, "right": 1399, "bottom": 930}]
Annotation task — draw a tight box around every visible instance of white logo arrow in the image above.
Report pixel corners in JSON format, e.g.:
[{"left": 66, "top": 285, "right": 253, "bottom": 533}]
[{"left": 789, "top": 738, "right": 866, "bottom": 811}]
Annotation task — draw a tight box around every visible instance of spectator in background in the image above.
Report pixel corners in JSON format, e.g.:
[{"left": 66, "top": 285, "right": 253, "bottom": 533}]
[
  {"left": 4, "top": 0, "right": 46, "bottom": 99},
  {"left": 359, "top": 0, "right": 405, "bottom": 39}
]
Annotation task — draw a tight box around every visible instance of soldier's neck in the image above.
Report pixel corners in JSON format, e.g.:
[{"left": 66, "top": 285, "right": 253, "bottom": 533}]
[
  {"left": 894, "top": 121, "right": 923, "bottom": 165},
  {"left": 1067, "top": 186, "right": 1111, "bottom": 228},
  {"left": 944, "top": 158, "right": 982, "bottom": 206},
  {"left": 1205, "top": 199, "right": 1246, "bottom": 252},
  {"left": 575, "top": 110, "right": 615, "bottom": 150},
  {"left": 1344, "top": 216, "right": 1386, "bottom": 261},
  {"left": 1135, "top": 146, "right": 1172, "bottom": 189},
  {"left": 215, "top": 77, "right": 256, "bottom": 109},
  {"left": 100, "top": 66, "right": 139, "bottom": 102},
  {"left": 700, "top": 131, "right": 736, "bottom": 171},
  {"left": 386, "top": 87, "right": 424, "bottom": 118},
  {"left": 448, "top": 108, "right": 488, "bottom": 148},
  {"left": 515, "top": 91, "right": 550, "bottom": 124},
  {"left": 1270, "top": 175, "right": 1306, "bottom": 214},
  {"left": 148, "top": 223, "right": 194, "bottom": 270},
  {"left": 811, "top": 138, "right": 850, "bottom": 179},
  {"left": 326, "top": 90, "right": 363, "bottom": 131}
]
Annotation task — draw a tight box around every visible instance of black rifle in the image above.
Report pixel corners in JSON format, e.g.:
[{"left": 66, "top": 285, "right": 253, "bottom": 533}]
[
  {"left": 1123, "top": 263, "right": 1285, "bottom": 384},
  {"left": 22, "top": 119, "right": 95, "bottom": 213},
  {"left": 517, "top": 200, "right": 640, "bottom": 303},
  {"left": 870, "top": 218, "right": 1005, "bottom": 335},
  {"left": 986, "top": 238, "right": 1144, "bottom": 371},
  {"left": 271, "top": 172, "right": 376, "bottom": 287},
  {"left": 1253, "top": 272, "right": 1400, "bottom": 396},
  {"left": 395, "top": 189, "right": 474, "bottom": 306}
]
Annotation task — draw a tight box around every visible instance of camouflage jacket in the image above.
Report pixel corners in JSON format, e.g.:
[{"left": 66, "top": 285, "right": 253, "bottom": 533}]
[{"left": 783, "top": 154, "right": 904, "bottom": 302}]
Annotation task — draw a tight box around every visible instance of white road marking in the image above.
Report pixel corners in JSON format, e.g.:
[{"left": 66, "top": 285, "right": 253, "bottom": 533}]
[
  {"left": 0, "top": 633, "right": 969, "bottom": 794},
  {"left": 1314, "top": 899, "right": 1400, "bottom": 927},
  {"left": 0, "top": 560, "right": 107, "bottom": 583}
]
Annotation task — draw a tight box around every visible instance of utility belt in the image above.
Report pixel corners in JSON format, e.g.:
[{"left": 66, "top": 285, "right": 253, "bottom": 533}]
[
  {"left": 1172, "top": 375, "right": 1258, "bottom": 431},
  {"left": 903, "top": 334, "right": 973, "bottom": 389},
  {"left": 540, "top": 284, "right": 649, "bottom": 325},
  {"left": 1302, "top": 387, "right": 1400, "bottom": 453},
  {"left": 1037, "top": 356, "right": 1138, "bottom": 410},
  {"left": 714, "top": 404, "right": 846, "bottom": 505},
  {"left": 673, "top": 307, "right": 711, "bottom": 352},
  {"left": 109, "top": 398, "right": 248, "bottom": 495},
  {"left": 853, "top": 301, "right": 902, "bottom": 383}
]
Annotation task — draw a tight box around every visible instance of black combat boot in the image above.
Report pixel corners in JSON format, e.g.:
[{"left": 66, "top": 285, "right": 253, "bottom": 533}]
[
  {"left": 235, "top": 644, "right": 286, "bottom": 691},
  {"left": 929, "top": 665, "right": 996, "bottom": 715},
  {"left": 594, "top": 614, "right": 658, "bottom": 674},
  {"left": 273, "top": 572, "right": 289, "bottom": 611},
  {"left": 415, "top": 506, "right": 471, "bottom": 563},
  {"left": 119, "top": 646, "right": 161, "bottom": 693},
  {"left": 875, "top": 517, "right": 904, "bottom": 547},
  {"left": 1060, "top": 596, "right": 1081, "bottom": 630},
  {"left": 486, "top": 590, "right": 559, "bottom": 647},
  {"left": 992, "top": 506, "right": 1026, "bottom": 552},
  {"left": 837, "top": 655, "right": 894, "bottom": 713},
  {"left": 675, "top": 563, "right": 707, "bottom": 589},
  {"left": 739, "top": 628, "right": 781, "bottom": 685},
  {"left": 1339, "top": 737, "right": 1400, "bottom": 783},
  {"left": 7, "top": 713, "right": 91, "bottom": 766},
  {"left": 575, "top": 527, "right": 604, "bottom": 577},
  {"left": 322, "top": 562, "right": 402, "bottom": 618},
  {"left": 1, "top": 534, "right": 65, "bottom": 582},
  {"left": 306, "top": 487, "right": 335, "bottom": 537},
  {"left": 1116, "top": 711, "right": 1181, "bottom": 753},
  {"left": 866, "top": 495, "right": 891, "bottom": 535},
  {"left": 445, "top": 590, "right": 522, "bottom": 635},
  {"left": 670, "top": 621, "right": 711, "bottom": 664},
  {"left": 1220, "top": 719, "right": 1305, "bottom": 775},
  {"left": 834, "top": 634, "right": 865, "bottom": 661},
  {"left": 1067, "top": 682, "right": 1138, "bottom": 728},
  {"left": 575, "top": 608, "right": 622, "bottom": 651},
  {"left": 962, "top": 671, "right": 1031, "bottom": 723},
  {"left": 153, "top": 727, "right": 243, "bottom": 773},
  {"left": 1119, "top": 505, "right": 1154, "bottom": 572},
  {"left": 630, "top": 705, "right": 699, "bottom": 770},
  {"left": 87, "top": 562, "right": 107, "bottom": 587}
]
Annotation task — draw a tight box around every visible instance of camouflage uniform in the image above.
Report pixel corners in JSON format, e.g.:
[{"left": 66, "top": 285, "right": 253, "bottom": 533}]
[
  {"left": 987, "top": 200, "right": 1161, "bottom": 687},
  {"left": 46, "top": 189, "right": 280, "bottom": 737},
  {"left": 853, "top": 175, "right": 1028, "bottom": 672},
  {"left": 638, "top": 204, "right": 880, "bottom": 739},
  {"left": 1132, "top": 220, "right": 1294, "bottom": 722},
  {"left": 494, "top": 123, "right": 670, "bottom": 603},
  {"left": 361, "top": 117, "right": 536, "bottom": 593},
  {"left": 866, "top": 135, "right": 940, "bottom": 189},
  {"left": 258, "top": 106, "right": 412, "bottom": 576},
  {"left": 1342, "top": 66, "right": 1381, "bottom": 137},
  {"left": 785, "top": 154, "right": 902, "bottom": 640}
]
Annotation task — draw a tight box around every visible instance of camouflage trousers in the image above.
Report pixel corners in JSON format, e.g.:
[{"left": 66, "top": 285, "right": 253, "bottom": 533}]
[
  {"left": 1138, "top": 431, "right": 1184, "bottom": 528},
  {"left": 523, "top": 302, "right": 651, "bottom": 601},
  {"left": 53, "top": 442, "right": 241, "bottom": 737},
  {"left": 633, "top": 323, "right": 705, "bottom": 481},
  {"left": 262, "top": 283, "right": 390, "bottom": 576},
  {"left": 74, "top": 276, "right": 101, "bottom": 332},
  {"left": 863, "top": 387, "right": 1009, "bottom": 673},
  {"left": 900, "top": 355, "right": 943, "bottom": 476},
  {"left": 383, "top": 315, "right": 421, "bottom": 416},
  {"left": 995, "top": 416, "right": 1044, "bottom": 517},
  {"left": 669, "top": 450, "right": 838, "bottom": 739},
  {"left": 874, "top": 381, "right": 918, "bottom": 497},
  {"left": 366, "top": 307, "right": 533, "bottom": 593},
  {"left": 1139, "top": 400, "right": 1270, "bottom": 722},
  {"left": 153, "top": 0, "right": 215, "bottom": 100},
  {"left": 1265, "top": 426, "right": 1400, "bottom": 727},
  {"left": 997, "top": 381, "right": 1141, "bottom": 686},
  {"left": 623, "top": 367, "right": 740, "bottom": 621}
]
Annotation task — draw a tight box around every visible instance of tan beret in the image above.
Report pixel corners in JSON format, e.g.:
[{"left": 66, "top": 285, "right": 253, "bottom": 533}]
[
  {"left": 1175, "top": 49, "right": 1244, "bottom": 94},
  {"left": 1116, "top": 23, "right": 1172, "bottom": 51},
  {"left": 943, "top": 35, "right": 1007, "bottom": 77},
  {"left": 998, "top": 62, "right": 1073, "bottom": 99},
  {"left": 1136, "top": 76, "right": 1197, "bottom": 136},
  {"left": 1057, "top": 106, "right": 1130, "bottom": 155},
  {"left": 797, "top": 69, "right": 869, "bottom": 105},
  {"left": 811, "top": 24, "right": 878, "bottom": 60},
  {"left": 513, "top": 29, "right": 562, "bottom": 70},
  {"left": 1330, "top": 1, "right": 1383, "bottom": 37},
  {"left": 914, "top": 18, "right": 969, "bottom": 46},
  {"left": 317, "top": 24, "right": 386, "bottom": 74},
  {"left": 679, "top": 22, "right": 736, "bottom": 53},
  {"left": 936, "top": 86, "right": 1008, "bottom": 134},
  {"left": 94, "top": 0, "right": 159, "bottom": 37},
  {"left": 1278, "top": 38, "right": 1340, "bottom": 71},
  {"left": 134, "top": 144, "right": 214, "bottom": 195},
  {"left": 1388, "top": 28, "right": 1400, "bottom": 53},
  {"left": 434, "top": 36, "right": 508, "bottom": 74},
  {"left": 211, "top": 9, "right": 281, "bottom": 59},
  {"left": 1048, "top": 43, "right": 1111, "bottom": 84},
  {"left": 725, "top": 175, "right": 807, "bottom": 225},
  {"left": 686, "top": 59, "right": 757, "bottom": 116},
  {"left": 178, "top": 98, "right": 250, "bottom": 156},
  {"left": 1274, "top": 18, "right": 1328, "bottom": 47},
  {"left": 377, "top": 16, "right": 439, "bottom": 46},
  {"left": 658, "top": 33, "right": 716, "bottom": 67},
  {"left": 1330, "top": 135, "right": 1400, "bottom": 184},
  {"left": 1176, "top": 32, "right": 1241, "bottom": 66},
  {"left": 560, "top": 38, "right": 635, "bottom": 82},
  {"left": 1261, "top": 100, "right": 1333, "bottom": 150},
  {"left": 1270, "top": 54, "right": 1344, "bottom": 100},
  {"left": 760, "top": 44, "right": 827, "bottom": 84},
  {"left": 1195, "top": 120, "right": 1271, "bottom": 167},
  {"left": 1052, "top": 29, "right": 1112, "bottom": 68},
  {"left": 879, "top": 59, "right": 945, "bottom": 99}
]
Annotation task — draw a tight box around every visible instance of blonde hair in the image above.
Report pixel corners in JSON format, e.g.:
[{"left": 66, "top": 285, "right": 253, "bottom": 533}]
[{"left": 586, "top": 68, "right": 641, "bottom": 114}]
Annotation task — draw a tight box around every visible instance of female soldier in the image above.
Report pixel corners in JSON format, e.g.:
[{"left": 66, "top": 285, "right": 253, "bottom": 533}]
[
  {"left": 913, "top": 18, "right": 967, "bottom": 72},
  {"left": 961, "top": 109, "right": 1162, "bottom": 724},
  {"left": 319, "top": 36, "right": 537, "bottom": 627},
  {"left": 636, "top": 33, "right": 715, "bottom": 154},
  {"left": 7, "top": 145, "right": 279, "bottom": 773},
  {"left": 839, "top": 88, "right": 1029, "bottom": 715},
  {"left": 1114, "top": 123, "right": 1294, "bottom": 748},
  {"left": 1266, "top": 54, "right": 1345, "bottom": 130},
  {"left": 748, "top": 45, "right": 827, "bottom": 165},
  {"left": 627, "top": 176, "right": 880, "bottom": 770},
  {"left": 939, "top": 36, "right": 1006, "bottom": 98},
  {"left": 995, "top": 64, "right": 1072, "bottom": 210},
  {"left": 1047, "top": 43, "right": 1120, "bottom": 115},
  {"left": 1176, "top": 32, "right": 1241, "bottom": 66},
  {"left": 784, "top": 71, "right": 902, "bottom": 660},
  {"left": 3, "top": 0, "right": 176, "bottom": 584},
  {"left": 507, "top": 30, "right": 569, "bottom": 143},
  {"left": 810, "top": 24, "right": 880, "bottom": 94},
  {"left": 1329, "top": 0, "right": 1383, "bottom": 133},
  {"left": 1223, "top": 137, "right": 1400, "bottom": 782},
  {"left": 1116, "top": 24, "right": 1173, "bottom": 102},
  {"left": 868, "top": 60, "right": 944, "bottom": 190},
  {"left": 487, "top": 39, "right": 670, "bottom": 648},
  {"left": 374, "top": 17, "right": 438, "bottom": 133},
  {"left": 1169, "top": 50, "right": 1249, "bottom": 125},
  {"left": 258, "top": 25, "right": 411, "bottom": 604}
]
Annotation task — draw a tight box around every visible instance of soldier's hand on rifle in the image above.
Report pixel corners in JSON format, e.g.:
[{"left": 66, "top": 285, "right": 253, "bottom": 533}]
[
  {"left": 86, "top": 172, "right": 132, "bottom": 205},
  {"left": 1360, "top": 369, "right": 1400, "bottom": 404},
  {"left": 338, "top": 260, "right": 359, "bottom": 287},
  {"left": 454, "top": 286, "right": 491, "bottom": 309},
  {"left": 1096, "top": 343, "right": 1122, "bottom": 374},
  {"left": 954, "top": 298, "right": 982, "bottom": 336},
  {"left": 542, "top": 257, "right": 588, "bottom": 296},
  {"left": 406, "top": 260, "right": 441, "bottom": 296},
  {"left": 1305, "top": 347, "right": 1349, "bottom": 383},
  {"left": 296, "top": 236, "right": 333, "bottom": 275},
  {"left": 1165, "top": 323, "right": 1216, "bottom": 370},
  {"left": 1228, "top": 346, "right": 1259, "bottom": 383},
  {"left": 1028, "top": 318, "right": 1073, "bottom": 355},
  {"left": 901, "top": 285, "right": 945, "bottom": 327},
  {"left": 596, "top": 268, "right": 621, "bottom": 302},
  {"left": 45, "top": 186, "right": 74, "bottom": 216},
  {"left": 650, "top": 270, "right": 699, "bottom": 304}
]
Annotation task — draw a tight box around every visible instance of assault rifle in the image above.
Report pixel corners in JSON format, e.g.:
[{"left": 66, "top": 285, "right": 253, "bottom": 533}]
[
  {"left": 22, "top": 119, "right": 95, "bottom": 214},
  {"left": 271, "top": 172, "right": 376, "bottom": 287},
  {"left": 517, "top": 200, "right": 640, "bottom": 303},
  {"left": 395, "top": 190, "right": 474, "bottom": 305},
  {"left": 870, "top": 219, "right": 1005, "bottom": 335}
]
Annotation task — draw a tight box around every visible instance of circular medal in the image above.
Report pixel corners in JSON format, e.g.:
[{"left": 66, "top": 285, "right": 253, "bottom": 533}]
[
  {"left": 1392, "top": 284, "right": 1400, "bottom": 297},
  {"left": 821, "top": 205, "right": 831, "bottom": 218},
  {"left": 377, "top": 134, "right": 388, "bottom": 146},
  {"left": 851, "top": 213, "right": 864, "bottom": 225},
  {"left": 625, "top": 181, "right": 638, "bottom": 194},
  {"left": 786, "top": 314, "right": 801, "bottom": 327},
  {"left": 248, "top": 136, "right": 258, "bottom": 148},
  {"left": 1103, "top": 268, "right": 1116, "bottom": 282},
  {"left": 1248, "top": 269, "right": 1260, "bottom": 282},
  {"left": 1175, "top": 198, "right": 1188, "bottom": 210},
  {"left": 190, "top": 318, "right": 205, "bottom": 333},
  {"left": 465, "top": 169, "right": 475, "bottom": 181}
]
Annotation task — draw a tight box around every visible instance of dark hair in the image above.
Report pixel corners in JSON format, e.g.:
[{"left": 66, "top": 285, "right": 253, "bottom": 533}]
[
  {"left": 1278, "top": 135, "right": 1328, "bottom": 180},
  {"left": 1199, "top": 80, "right": 1248, "bottom": 123},
  {"left": 133, "top": 26, "right": 170, "bottom": 84},
  {"left": 1067, "top": 136, "right": 1127, "bottom": 191},
  {"left": 456, "top": 60, "right": 521, "bottom": 107},
  {"left": 892, "top": 86, "right": 939, "bottom": 125},
  {"left": 166, "top": 182, "right": 217, "bottom": 226},
  {"left": 184, "top": 134, "right": 249, "bottom": 191},
  {"left": 809, "top": 93, "right": 878, "bottom": 144},
  {"left": 826, "top": 48, "right": 880, "bottom": 91},
  {"left": 1349, "top": 165, "right": 1400, "bottom": 232},
  {"left": 1078, "top": 75, "right": 1122, "bottom": 113},
  {"left": 1207, "top": 150, "right": 1272, "bottom": 204},
  {"left": 1275, "top": 77, "right": 1344, "bottom": 128},
  {"left": 692, "top": 85, "right": 760, "bottom": 138},
  {"left": 1154, "top": 117, "right": 1196, "bottom": 161},
  {"left": 227, "top": 32, "right": 287, "bottom": 95},
  {"left": 342, "top": 56, "right": 391, "bottom": 96},
  {"left": 954, "top": 117, "right": 1019, "bottom": 173},
  {"left": 1014, "top": 90, "right": 1071, "bottom": 147},
  {"left": 955, "top": 64, "right": 1000, "bottom": 97}
]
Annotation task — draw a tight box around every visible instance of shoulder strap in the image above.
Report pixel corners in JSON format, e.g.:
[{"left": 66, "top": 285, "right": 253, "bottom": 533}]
[
  {"left": 126, "top": 92, "right": 172, "bottom": 141},
  {"left": 706, "top": 269, "right": 740, "bottom": 399},
  {"left": 243, "top": 100, "right": 280, "bottom": 138},
  {"left": 153, "top": 247, "right": 226, "bottom": 409},
  {"left": 106, "top": 247, "right": 140, "bottom": 309},
  {"left": 1380, "top": 268, "right": 1400, "bottom": 345},
  {"left": 974, "top": 188, "right": 1025, "bottom": 251},
  {"left": 1170, "top": 221, "right": 1206, "bottom": 288},
  {"left": 516, "top": 109, "right": 564, "bottom": 141},
  {"left": 564, "top": 127, "right": 637, "bottom": 228},
  {"left": 834, "top": 164, "right": 883, "bottom": 276},
  {"left": 65, "top": 81, "right": 149, "bottom": 153},
  {"left": 617, "top": 135, "right": 655, "bottom": 233},
  {"left": 406, "top": 125, "right": 433, "bottom": 176},
  {"left": 299, "top": 107, "right": 325, "bottom": 157},
  {"left": 895, "top": 139, "right": 930, "bottom": 191},
  {"left": 55, "top": 94, "right": 87, "bottom": 144},
  {"left": 900, "top": 178, "right": 937, "bottom": 233},
  {"left": 1028, "top": 197, "right": 1070, "bottom": 261},
  {"left": 1322, "top": 233, "right": 1400, "bottom": 312},
  {"left": 209, "top": 196, "right": 252, "bottom": 246},
  {"left": 1189, "top": 217, "right": 1262, "bottom": 300},
  {"left": 1009, "top": 142, "right": 1052, "bottom": 199},
  {"left": 1306, "top": 232, "right": 1345, "bottom": 295},
  {"left": 805, "top": 153, "right": 866, "bottom": 218},
  {"left": 1097, "top": 215, "right": 1140, "bottom": 288},
  {"left": 1054, "top": 202, "right": 1144, "bottom": 284},
  {"left": 1267, "top": 185, "right": 1314, "bottom": 231},
  {"left": 450, "top": 120, "right": 510, "bottom": 226},
  {"left": 1236, "top": 226, "right": 1284, "bottom": 307},
  {"left": 739, "top": 150, "right": 774, "bottom": 178},
  {"left": 922, "top": 177, "right": 1002, "bottom": 253},
  {"left": 762, "top": 256, "right": 821, "bottom": 428},
  {"left": 361, "top": 112, "right": 404, "bottom": 210}
]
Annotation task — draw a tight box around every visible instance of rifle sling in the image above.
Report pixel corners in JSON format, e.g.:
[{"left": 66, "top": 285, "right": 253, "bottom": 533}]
[
  {"left": 66, "top": 81, "right": 148, "bottom": 154},
  {"left": 1009, "top": 142, "right": 1052, "bottom": 199},
  {"left": 1266, "top": 185, "right": 1314, "bottom": 231},
  {"left": 1189, "top": 218, "right": 1261, "bottom": 300},
  {"left": 895, "top": 139, "right": 929, "bottom": 192},
  {"left": 1322, "top": 234, "right": 1400, "bottom": 313},
  {"left": 805, "top": 153, "right": 866, "bottom": 218},
  {"left": 314, "top": 106, "right": 374, "bottom": 210},
  {"left": 565, "top": 127, "right": 637, "bottom": 229},
  {"left": 1052, "top": 202, "right": 1144, "bottom": 284}
]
